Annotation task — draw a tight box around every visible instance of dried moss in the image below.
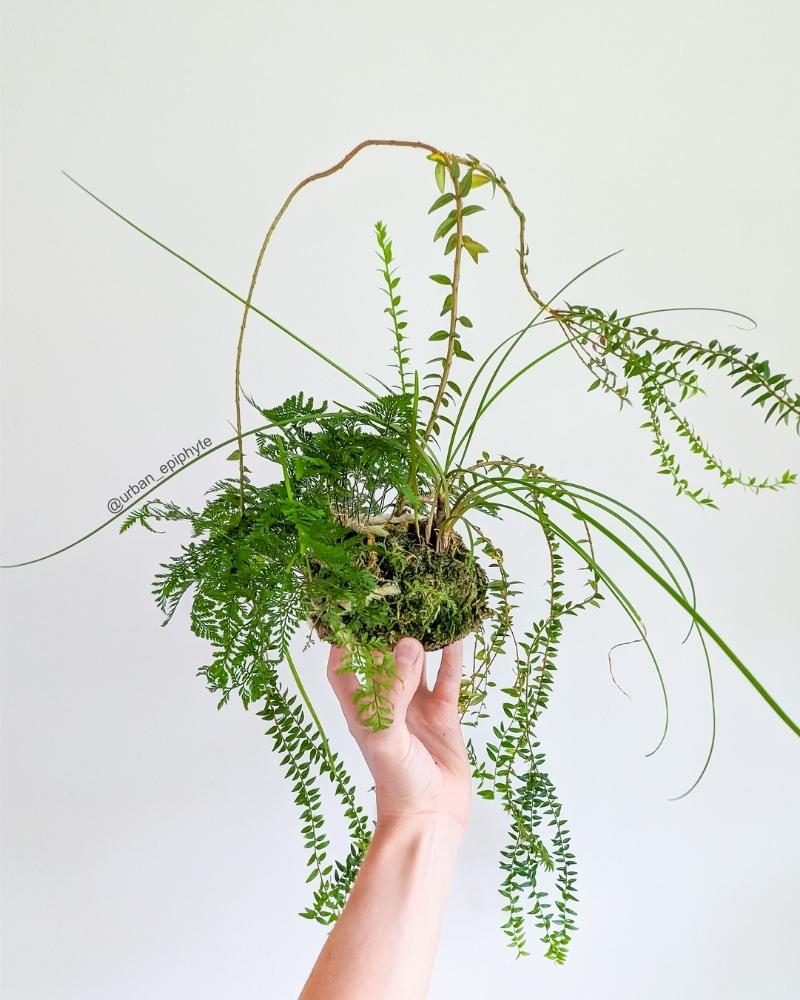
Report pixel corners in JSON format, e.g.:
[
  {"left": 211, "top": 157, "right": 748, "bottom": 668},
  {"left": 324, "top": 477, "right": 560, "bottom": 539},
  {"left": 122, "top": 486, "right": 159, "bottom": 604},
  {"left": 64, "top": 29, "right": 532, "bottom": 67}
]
[{"left": 309, "top": 521, "right": 490, "bottom": 651}]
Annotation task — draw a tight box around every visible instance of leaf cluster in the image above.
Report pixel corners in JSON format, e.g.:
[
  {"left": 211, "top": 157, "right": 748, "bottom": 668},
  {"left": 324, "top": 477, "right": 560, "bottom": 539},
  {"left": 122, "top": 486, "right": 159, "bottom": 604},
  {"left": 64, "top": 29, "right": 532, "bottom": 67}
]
[{"left": 563, "top": 303, "right": 798, "bottom": 506}]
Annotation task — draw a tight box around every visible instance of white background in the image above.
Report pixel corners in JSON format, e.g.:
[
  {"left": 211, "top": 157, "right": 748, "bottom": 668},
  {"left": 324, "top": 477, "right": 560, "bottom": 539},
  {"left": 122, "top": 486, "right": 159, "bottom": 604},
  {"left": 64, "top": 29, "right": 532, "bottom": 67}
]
[{"left": 2, "top": 2, "right": 799, "bottom": 998}]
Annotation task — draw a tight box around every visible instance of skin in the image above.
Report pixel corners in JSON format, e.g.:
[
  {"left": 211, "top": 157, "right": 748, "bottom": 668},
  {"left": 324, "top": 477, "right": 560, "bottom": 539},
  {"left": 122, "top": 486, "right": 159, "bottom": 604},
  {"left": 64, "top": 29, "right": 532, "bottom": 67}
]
[{"left": 298, "top": 636, "right": 471, "bottom": 1000}]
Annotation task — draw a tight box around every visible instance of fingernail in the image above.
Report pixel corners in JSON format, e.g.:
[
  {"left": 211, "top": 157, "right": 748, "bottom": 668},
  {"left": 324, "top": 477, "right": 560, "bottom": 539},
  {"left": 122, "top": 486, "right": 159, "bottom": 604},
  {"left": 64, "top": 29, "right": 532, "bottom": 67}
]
[{"left": 394, "top": 637, "right": 420, "bottom": 666}]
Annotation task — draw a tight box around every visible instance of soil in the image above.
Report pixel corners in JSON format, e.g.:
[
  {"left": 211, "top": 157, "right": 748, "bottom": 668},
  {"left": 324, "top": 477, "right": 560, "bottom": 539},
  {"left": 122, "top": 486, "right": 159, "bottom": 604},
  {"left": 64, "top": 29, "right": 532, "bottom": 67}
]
[{"left": 309, "top": 519, "right": 490, "bottom": 650}]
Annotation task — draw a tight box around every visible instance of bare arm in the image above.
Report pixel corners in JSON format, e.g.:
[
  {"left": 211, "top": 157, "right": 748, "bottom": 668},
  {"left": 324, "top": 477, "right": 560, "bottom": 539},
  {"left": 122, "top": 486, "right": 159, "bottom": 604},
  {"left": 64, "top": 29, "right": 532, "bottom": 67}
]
[{"left": 299, "top": 637, "right": 471, "bottom": 1000}]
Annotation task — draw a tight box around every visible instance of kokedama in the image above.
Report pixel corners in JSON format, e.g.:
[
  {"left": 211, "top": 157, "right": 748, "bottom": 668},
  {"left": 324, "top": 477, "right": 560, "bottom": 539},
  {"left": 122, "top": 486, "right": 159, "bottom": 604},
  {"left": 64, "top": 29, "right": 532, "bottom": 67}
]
[{"left": 5, "top": 139, "right": 799, "bottom": 964}]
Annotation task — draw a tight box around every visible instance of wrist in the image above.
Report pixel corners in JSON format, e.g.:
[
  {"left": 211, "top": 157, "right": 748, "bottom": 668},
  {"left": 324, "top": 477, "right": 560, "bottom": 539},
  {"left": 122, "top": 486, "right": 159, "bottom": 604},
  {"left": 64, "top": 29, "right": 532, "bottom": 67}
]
[
  {"left": 368, "top": 812, "right": 464, "bottom": 897},
  {"left": 374, "top": 810, "right": 467, "bottom": 846}
]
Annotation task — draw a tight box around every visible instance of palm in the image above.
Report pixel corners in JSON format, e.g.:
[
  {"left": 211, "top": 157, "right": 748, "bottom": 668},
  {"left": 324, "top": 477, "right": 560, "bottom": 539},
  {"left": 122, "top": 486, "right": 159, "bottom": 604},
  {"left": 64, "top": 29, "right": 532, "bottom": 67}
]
[{"left": 328, "top": 638, "right": 472, "bottom": 830}]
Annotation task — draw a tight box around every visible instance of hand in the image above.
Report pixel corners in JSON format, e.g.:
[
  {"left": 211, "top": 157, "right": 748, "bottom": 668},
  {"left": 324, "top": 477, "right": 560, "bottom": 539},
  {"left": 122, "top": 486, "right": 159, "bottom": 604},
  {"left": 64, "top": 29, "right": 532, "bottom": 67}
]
[{"left": 327, "top": 637, "right": 472, "bottom": 833}]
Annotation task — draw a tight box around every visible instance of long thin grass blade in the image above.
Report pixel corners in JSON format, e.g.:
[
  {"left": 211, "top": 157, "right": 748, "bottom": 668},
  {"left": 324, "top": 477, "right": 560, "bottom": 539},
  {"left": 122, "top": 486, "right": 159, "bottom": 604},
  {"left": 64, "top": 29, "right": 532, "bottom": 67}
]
[
  {"left": 1, "top": 422, "right": 272, "bottom": 568},
  {"left": 61, "top": 172, "right": 377, "bottom": 397}
]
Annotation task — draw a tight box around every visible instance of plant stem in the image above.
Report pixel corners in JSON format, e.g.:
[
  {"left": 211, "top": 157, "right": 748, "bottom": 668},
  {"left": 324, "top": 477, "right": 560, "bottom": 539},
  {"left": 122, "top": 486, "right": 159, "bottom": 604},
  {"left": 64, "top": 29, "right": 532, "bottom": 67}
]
[
  {"left": 1, "top": 421, "right": 273, "bottom": 569},
  {"left": 445, "top": 153, "right": 565, "bottom": 321},
  {"left": 284, "top": 645, "right": 331, "bottom": 750},
  {"left": 423, "top": 157, "right": 464, "bottom": 443},
  {"left": 233, "top": 138, "right": 448, "bottom": 516}
]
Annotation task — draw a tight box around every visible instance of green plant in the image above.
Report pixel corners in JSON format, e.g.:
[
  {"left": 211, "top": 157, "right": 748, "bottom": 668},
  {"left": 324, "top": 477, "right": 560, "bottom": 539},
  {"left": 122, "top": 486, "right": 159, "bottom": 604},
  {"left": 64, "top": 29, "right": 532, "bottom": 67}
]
[{"left": 5, "top": 139, "right": 799, "bottom": 964}]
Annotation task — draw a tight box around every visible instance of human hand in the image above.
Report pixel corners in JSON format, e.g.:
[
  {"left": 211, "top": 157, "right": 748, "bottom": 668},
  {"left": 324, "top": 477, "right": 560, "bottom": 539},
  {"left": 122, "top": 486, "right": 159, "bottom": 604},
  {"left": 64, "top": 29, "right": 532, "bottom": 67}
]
[{"left": 327, "top": 637, "right": 472, "bottom": 833}]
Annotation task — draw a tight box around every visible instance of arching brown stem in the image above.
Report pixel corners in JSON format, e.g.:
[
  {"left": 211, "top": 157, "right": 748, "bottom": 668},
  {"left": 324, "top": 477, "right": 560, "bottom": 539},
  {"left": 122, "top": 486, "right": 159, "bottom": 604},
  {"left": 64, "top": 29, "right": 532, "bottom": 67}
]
[
  {"left": 232, "top": 139, "right": 573, "bottom": 519},
  {"left": 233, "top": 138, "right": 447, "bottom": 514}
]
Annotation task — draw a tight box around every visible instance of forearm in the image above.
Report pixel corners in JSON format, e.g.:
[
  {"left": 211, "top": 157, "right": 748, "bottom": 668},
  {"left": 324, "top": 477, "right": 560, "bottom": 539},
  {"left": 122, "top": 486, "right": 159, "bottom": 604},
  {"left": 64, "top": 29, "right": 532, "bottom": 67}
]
[{"left": 299, "top": 813, "right": 463, "bottom": 1000}]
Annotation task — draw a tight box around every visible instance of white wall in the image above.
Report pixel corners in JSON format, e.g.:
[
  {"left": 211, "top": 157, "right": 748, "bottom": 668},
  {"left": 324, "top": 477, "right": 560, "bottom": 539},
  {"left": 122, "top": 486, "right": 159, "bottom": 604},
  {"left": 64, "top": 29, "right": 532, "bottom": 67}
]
[{"left": 2, "top": 2, "right": 798, "bottom": 997}]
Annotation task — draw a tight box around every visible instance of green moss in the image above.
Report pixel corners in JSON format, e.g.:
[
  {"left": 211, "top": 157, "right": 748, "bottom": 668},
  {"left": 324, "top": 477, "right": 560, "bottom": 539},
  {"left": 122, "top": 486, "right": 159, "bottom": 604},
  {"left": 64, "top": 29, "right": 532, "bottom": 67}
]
[{"left": 308, "top": 521, "right": 490, "bottom": 650}]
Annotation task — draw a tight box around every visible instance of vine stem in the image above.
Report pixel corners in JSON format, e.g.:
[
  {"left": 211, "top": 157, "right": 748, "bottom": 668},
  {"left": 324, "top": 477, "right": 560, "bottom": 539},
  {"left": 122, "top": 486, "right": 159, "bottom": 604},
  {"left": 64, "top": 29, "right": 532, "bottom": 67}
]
[
  {"left": 444, "top": 153, "right": 570, "bottom": 326},
  {"left": 284, "top": 644, "right": 331, "bottom": 750},
  {"left": 232, "top": 139, "right": 579, "bottom": 518},
  {"left": 423, "top": 157, "right": 465, "bottom": 444},
  {"left": 233, "top": 138, "right": 447, "bottom": 515}
]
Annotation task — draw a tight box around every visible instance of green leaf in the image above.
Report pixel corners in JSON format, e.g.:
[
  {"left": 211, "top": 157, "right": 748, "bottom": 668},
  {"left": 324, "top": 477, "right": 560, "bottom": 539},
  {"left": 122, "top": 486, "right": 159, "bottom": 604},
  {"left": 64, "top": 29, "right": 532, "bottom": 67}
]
[
  {"left": 429, "top": 273, "right": 452, "bottom": 285},
  {"left": 462, "top": 236, "right": 489, "bottom": 264},
  {"left": 433, "top": 214, "right": 458, "bottom": 241},
  {"left": 428, "top": 192, "right": 455, "bottom": 214},
  {"left": 435, "top": 161, "right": 446, "bottom": 194}
]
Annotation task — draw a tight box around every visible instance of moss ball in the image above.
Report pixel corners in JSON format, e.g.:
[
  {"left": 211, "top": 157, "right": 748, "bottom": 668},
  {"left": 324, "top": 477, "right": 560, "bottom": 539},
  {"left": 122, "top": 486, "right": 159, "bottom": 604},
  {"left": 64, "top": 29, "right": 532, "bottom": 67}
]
[{"left": 309, "top": 522, "right": 490, "bottom": 651}]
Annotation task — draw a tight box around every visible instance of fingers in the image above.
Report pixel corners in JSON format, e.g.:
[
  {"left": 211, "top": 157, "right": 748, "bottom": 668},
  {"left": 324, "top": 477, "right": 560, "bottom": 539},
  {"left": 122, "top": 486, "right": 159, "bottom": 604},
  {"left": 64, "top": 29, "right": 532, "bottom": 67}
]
[
  {"left": 432, "top": 639, "right": 464, "bottom": 708},
  {"left": 326, "top": 638, "right": 425, "bottom": 733},
  {"left": 391, "top": 638, "right": 426, "bottom": 717},
  {"left": 415, "top": 642, "right": 429, "bottom": 694}
]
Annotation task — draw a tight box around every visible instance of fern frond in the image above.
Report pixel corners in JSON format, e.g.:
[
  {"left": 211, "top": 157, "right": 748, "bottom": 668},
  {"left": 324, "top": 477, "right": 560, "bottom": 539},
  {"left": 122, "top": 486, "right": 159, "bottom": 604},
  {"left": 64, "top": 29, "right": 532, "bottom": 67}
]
[{"left": 374, "top": 220, "right": 412, "bottom": 394}]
